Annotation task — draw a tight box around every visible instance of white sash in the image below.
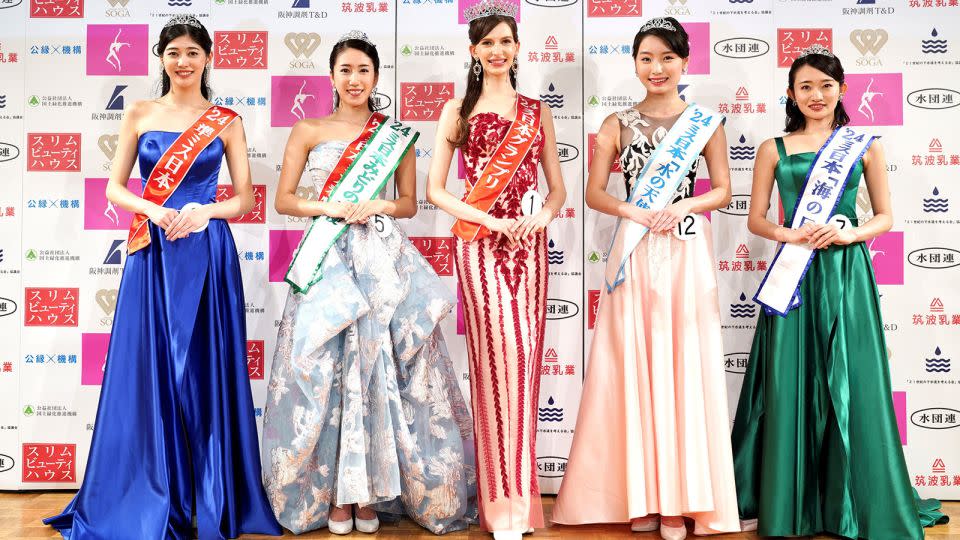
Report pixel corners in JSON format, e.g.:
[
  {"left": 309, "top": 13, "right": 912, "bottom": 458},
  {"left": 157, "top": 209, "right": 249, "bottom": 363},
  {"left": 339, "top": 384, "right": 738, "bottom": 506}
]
[
  {"left": 604, "top": 104, "right": 721, "bottom": 292},
  {"left": 285, "top": 118, "right": 418, "bottom": 293},
  {"left": 754, "top": 127, "right": 874, "bottom": 316}
]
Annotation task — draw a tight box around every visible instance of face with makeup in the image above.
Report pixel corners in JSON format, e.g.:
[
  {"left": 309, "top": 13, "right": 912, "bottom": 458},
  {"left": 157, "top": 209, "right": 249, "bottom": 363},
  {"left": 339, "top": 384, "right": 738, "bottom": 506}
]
[
  {"left": 633, "top": 35, "right": 688, "bottom": 96},
  {"left": 787, "top": 64, "right": 847, "bottom": 124},
  {"left": 161, "top": 34, "right": 210, "bottom": 92},
  {"left": 332, "top": 47, "right": 378, "bottom": 109},
  {"left": 470, "top": 21, "right": 519, "bottom": 77}
]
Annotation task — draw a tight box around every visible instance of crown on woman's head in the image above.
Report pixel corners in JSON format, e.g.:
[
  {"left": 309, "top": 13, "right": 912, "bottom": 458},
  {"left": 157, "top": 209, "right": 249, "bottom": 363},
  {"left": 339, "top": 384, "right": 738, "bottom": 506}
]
[
  {"left": 463, "top": 0, "right": 518, "bottom": 22},
  {"left": 337, "top": 30, "right": 375, "bottom": 47},
  {"left": 797, "top": 43, "right": 835, "bottom": 59},
  {"left": 163, "top": 14, "right": 203, "bottom": 30},
  {"left": 640, "top": 17, "right": 676, "bottom": 33}
]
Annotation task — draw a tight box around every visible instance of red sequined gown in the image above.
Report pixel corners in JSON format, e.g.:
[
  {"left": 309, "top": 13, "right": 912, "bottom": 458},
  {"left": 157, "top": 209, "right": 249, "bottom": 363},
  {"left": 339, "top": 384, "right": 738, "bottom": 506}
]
[{"left": 455, "top": 110, "right": 548, "bottom": 532}]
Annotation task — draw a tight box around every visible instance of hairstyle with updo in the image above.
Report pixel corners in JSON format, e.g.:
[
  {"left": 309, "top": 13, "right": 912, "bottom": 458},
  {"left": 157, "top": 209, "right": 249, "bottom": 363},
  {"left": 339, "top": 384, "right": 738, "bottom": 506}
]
[
  {"left": 449, "top": 15, "right": 519, "bottom": 148},
  {"left": 784, "top": 53, "right": 850, "bottom": 132},
  {"left": 329, "top": 38, "right": 381, "bottom": 112},
  {"left": 153, "top": 17, "right": 213, "bottom": 100},
  {"left": 631, "top": 17, "right": 689, "bottom": 59}
]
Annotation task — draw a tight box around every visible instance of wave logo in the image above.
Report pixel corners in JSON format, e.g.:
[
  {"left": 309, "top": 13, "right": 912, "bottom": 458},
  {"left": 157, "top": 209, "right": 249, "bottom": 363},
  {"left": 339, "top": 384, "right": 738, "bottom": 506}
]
[
  {"left": 538, "top": 396, "right": 563, "bottom": 422},
  {"left": 548, "top": 239, "right": 564, "bottom": 264},
  {"left": 540, "top": 82, "right": 563, "bottom": 109},
  {"left": 923, "top": 187, "right": 948, "bottom": 213},
  {"left": 729, "top": 134, "right": 755, "bottom": 160},
  {"left": 0, "top": 94, "right": 6, "bottom": 108},
  {"left": 168, "top": 0, "right": 191, "bottom": 5},
  {"left": 730, "top": 292, "right": 756, "bottom": 318},
  {"left": 922, "top": 28, "right": 947, "bottom": 54},
  {"left": 926, "top": 346, "right": 951, "bottom": 373}
]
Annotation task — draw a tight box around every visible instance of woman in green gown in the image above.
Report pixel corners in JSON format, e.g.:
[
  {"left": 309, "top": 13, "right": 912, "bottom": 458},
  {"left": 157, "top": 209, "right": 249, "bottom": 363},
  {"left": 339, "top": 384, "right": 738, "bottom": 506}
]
[{"left": 731, "top": 47, "right": 948, "bottom": 539}]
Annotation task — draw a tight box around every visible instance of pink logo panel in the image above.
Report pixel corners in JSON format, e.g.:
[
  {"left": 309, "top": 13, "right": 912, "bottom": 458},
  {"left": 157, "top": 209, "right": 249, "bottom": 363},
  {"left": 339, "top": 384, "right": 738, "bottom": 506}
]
[
  {"left": 84, "top": 178, "right": 142, "bottom": 230},
  {"left": 81, "top": 333, "right": 110, "bottom": 386},
  {"left": 869, "top": 231, "right": 904, "bottom": 285},
  {"left": 845, "top": 73, "right": 903, "bottom": 127},
  {"left": 269, "top": 229, "right": 304, "bottom": 282},
  {"left": 681, "top": 22, "right": 710, "bottom": 75},
  {"left": 271, "top": 76, "right": 332, "bottom": 128},
  {"left": 86, "top": 24, "right": 149, "bottom": 76}
]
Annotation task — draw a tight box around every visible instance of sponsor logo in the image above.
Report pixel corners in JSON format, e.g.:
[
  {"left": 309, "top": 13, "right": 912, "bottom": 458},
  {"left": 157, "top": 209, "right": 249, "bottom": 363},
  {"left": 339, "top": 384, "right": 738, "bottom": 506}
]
[
  {"left": 910, "top": 408, "right": 960, "bottom": 430},
  {"left": 0, "top": 453, "right": 13, "bottom": 473},
  {"left": 724, "top": 352, "right": 750, "bottom": 374},
  {"left": 538, "top": 396, "right": 563, "bottom": 422},
  {"left": 777, "top": 28, "right": 831, "bottom": 67},
  {"left": 547, "top": 239, "right": 564, "bottom": 265},
  {"left": 22, "top": 443, "right": 76, "bottom": 482},
  {"left": 410, "top": 237, "right": 454, "bottom": 276},
  {"left": 24, "top": 287, "right": 78, "bottom": 327},
  {"left": 1, "top": 0, "right": 23, "bottom": 9},
  {"left": 907, "top": 88, "right": 959, "bottom": 110},
  {"left": 95, "top": 288, "right": 118, "bottom": 327},
  {"left": 921, "top": 28, "right": 947, "bottom": 54},
  {"left": 893, "top": 391, "right": 907, "bottom": 445},
  {"left": 713, "top": 37, "right": 769, "bottom": 59},
  {"left": 540, "top": 82, "right": 563, "bottom": 108},
  {"left": 586, "top": 0, "right": 639, "bottom": 17},
  {"left": 926, "top": 346, "right": 950, "bottom": 373},
  {"left": 271, "top": 76, "right": 332, "bottom": 127},
  {"left": 284, "top": 32, "right": 320, "bottom": 69},
  {"left": 557, "top": 142, "right": 579, "bottom": 163},
  {"left": 103, "top": 239, "right": 125, "bottom": 266},
  {"left": 868, "top": 231, "right": 903, "bottom": 285},
  {"left": 923, "top": 186, "right": 948, "bottom": 213},
  {"left": 0, "top": 142, "right": 19, "bottom": 162},
  {"left": 98, "top": 134, "right": 118, "bottom": 162},
  {"left": 268, "top": 229, "right": 304, "bottom": 282},
  {"left": 81, "top": 333, "right": 109, "bottom": 386},
  {"left": 247, "top": 340, "right": 264, "bottom": 379},
  {"left": 845, "top": 73, "right": 903, "bottom": 127},
  {"left": 588, "top": 289, "right": 600, "bottom": 329},
  {"left": 850, "top": 29, "right": 888, "bottom": 67},
  {"left": 719, "top": 194, "right": 751, "bottom": 216},
  {"left": 27, "top": 133, "right": 80, "bottom": 172},
  {"left": 84, "top": 178, "right": 141, "bottom": 230},
  {"left": 729, "top": 292, "right": 756, "bottom": 319},
  {"left": 908, "top": 247, "right": 960, "bottom": 269},
  {"left": 729, "top": 134, "right": 755, "bottom": 160},
  {"left": 0, "top": 296, "right": 17, "bottom": 317},
  {"left": 30, "top": 0, "right": 81, "bottom": 17},
  {"left": 105, "top": 84, "right": 126, "bottom": 110},
  {"left": 216, "top": 184, "right": 266, "bottom": 224},
  {"left": 546, "top": 298, "right": 578, "bottom": 320},
  {"left": 400, "top": 82, "right": 454, "bottom": 122},
  {"left": 213, "top": 31, "right": 267, "bottom": 69},
  {"left": 536, "top": 455, "right": 568, "bottom": 478},
  {"left": 104, "top": 0, "right": 130, "bottom": 17},
  {"left": 86, "top": 24, "right": 148, "bottom": 76}
]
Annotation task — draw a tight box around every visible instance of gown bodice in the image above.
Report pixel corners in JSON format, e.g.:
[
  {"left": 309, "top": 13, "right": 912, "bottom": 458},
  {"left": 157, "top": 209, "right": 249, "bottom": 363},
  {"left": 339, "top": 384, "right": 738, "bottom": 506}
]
[
  {"left": 137, "top": 131, "right": 225, "bottom": 208},
  {"left": 774, "top": 137, "right": 864, "bottom": 226},
  {"left": 617, "top": 107, "right": 700, "bottom": 203},
  {"left": 306, "top": 140, "right": 349, "bottom": 193}
]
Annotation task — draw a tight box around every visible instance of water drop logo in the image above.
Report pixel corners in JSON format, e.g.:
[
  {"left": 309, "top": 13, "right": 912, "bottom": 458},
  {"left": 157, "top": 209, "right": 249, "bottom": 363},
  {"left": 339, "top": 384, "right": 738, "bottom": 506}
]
[
  {"left": 540, "top": 83, "right": 564, "bottom": 109},
  {"left": 548, "top": 239, "right": 564, "bottom": 265},
  {"left": 922, "top": 28, "right": 947, "bottom": 55},
  {"left": 729, "top": 134, "right": 755, "bottom": 160},
  {"left": 923, "top": 187, "right": 948, "bottom": 213},
  {"left": 730, "top": 292, "right": 756, "bottom": 318},
  {"left": 538, "top": 396, "right": 563, "bottom": 422},
  {"left": 926, "top": 347, "right": 951, "bottom": 373}
]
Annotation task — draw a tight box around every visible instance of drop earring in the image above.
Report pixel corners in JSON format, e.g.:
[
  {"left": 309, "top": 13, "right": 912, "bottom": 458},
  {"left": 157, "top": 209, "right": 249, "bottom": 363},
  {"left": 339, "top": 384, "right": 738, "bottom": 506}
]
[
  {"left": 511, "top": 58, "right": 518, "bottom": 75},
  {"left": 473, "top": 58, "right": 482, "bottom": 82}
]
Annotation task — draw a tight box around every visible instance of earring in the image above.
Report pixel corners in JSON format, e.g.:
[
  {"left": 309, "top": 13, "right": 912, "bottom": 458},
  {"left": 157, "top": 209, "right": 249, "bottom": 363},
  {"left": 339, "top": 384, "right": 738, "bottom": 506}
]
[
  {"left": 511, "top": 58, "right": 518, "bottom": 75},
  {"left": 473, "top": 58, "right": 482, "bottom": 82},
  {"left": 839, "top": 93, "right": 845, "bottom": 102}
]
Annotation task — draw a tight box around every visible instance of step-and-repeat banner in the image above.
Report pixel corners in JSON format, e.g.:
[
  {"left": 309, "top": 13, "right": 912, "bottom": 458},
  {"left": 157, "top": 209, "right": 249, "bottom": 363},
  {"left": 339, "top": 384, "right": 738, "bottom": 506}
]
[{"left": 0, "top": 0, "right": 957, "bottom": 500}]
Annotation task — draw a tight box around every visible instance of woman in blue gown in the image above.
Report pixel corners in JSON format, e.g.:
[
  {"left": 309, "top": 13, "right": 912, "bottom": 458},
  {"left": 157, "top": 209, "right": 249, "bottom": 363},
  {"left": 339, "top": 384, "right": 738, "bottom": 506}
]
[{"left": 43, "top": 16, "right": 282, "bottom": 540}]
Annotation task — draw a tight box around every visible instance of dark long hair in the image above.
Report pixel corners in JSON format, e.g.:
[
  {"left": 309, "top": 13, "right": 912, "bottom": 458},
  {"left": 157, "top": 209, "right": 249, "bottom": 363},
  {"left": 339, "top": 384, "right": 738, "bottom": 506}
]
[
  {"left": 153, "top": 17, "right": 213, "bottom": 100},
  {"left": 785, "top": 53, "right": 850, "bottom": 132},
  {"left": 631, "top": 17, "right": 689, "bottom": 59},
  {"left": 450, "top": 15, "right": 518, "bottom": 148},
  {"left": 329, "top": 39, "right": 380, "bottom": 112}
]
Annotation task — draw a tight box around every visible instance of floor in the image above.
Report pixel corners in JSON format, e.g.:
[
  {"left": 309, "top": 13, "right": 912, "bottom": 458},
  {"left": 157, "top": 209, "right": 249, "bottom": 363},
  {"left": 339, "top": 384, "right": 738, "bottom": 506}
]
[{"left": 2, "top": 492, "right": 957, "bottom": 539}]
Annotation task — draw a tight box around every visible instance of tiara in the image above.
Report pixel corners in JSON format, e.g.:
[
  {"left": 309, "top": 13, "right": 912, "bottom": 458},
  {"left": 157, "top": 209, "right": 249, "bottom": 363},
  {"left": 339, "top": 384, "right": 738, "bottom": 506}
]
[
  {"left": 163, "top": 15, "right": 203, "bottom": 30},
  {"left": 337, "top": 30, "right": 376, "bottom": 47},
  {"left": 640, "top": 17, "right": 676, "bottom": 33},
  {"left": 797, "top": 43, "right": 835, "bottom": 59},
  {"left": 463, "top": 0, "right": 517, "bottom": 23}
]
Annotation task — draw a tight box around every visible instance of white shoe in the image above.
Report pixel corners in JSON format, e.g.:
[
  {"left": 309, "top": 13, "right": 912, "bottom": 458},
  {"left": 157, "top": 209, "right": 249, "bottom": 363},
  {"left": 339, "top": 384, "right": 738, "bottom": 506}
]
[
  {"left": 327, "top": 517, "right": 353, "bottom": 535},
  {"left": 660, "top": 520, "right": 687, "bottom": 540},
  {"left": 739, "top": 518, "right": 757, "bottom": 532},
  {"left": 631, "top": 516, "right": 659, "bottom": 532},
  {"left": 492, "top": 531, "right": 523, "bottom": 540},
  {"left": 355, "top": 515, "right": 380, "bottom": 533},
  {"left": 523, "top": 527, "right": 534, "bottom": 534}
]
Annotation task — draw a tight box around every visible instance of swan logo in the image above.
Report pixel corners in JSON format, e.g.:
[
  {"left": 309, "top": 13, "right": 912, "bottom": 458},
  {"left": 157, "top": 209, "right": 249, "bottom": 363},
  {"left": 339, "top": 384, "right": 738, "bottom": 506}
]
[
  {"left": 926, "top": 347, "right": 950, "bottom": 373},
  {"left": 538, "top": 396, "right": 563, "bottom": 422}
]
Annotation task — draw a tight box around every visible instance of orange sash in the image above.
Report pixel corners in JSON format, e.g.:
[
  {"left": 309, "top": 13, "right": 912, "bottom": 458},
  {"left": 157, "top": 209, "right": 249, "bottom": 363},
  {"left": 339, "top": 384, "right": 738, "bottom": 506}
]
[
  {"left": 452, "top": 94, "right": 541, "bottom": 242},
  {"left": 317, "top": 112, "right": 385, "bottom": 202},
  {"left": 127, "top": 105, "right": 239, "bottom": 254}
]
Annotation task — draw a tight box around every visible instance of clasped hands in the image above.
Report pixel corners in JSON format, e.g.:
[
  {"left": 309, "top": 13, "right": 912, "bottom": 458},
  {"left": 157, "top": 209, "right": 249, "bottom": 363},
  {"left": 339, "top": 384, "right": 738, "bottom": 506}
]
[
  {"left": 147, "top": 203, "right": 211, "bottom": 242},
  {"left": 485, "top": 208, "right": 553, "bottom": 249}
]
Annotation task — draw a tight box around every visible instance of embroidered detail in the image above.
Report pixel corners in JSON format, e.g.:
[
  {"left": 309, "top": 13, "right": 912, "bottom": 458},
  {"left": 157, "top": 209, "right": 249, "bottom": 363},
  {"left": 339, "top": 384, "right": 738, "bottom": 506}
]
[{"left": 617, "top": 108, "right": 698, "bottom": 203}]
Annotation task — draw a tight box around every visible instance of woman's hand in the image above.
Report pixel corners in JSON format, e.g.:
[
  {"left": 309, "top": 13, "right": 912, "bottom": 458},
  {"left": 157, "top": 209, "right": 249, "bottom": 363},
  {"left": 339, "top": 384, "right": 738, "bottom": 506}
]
[
  {"left": 320, "top": 201, "right": 355, "bottom": 219},
  {"left": 146, "top": 203, "right": 178, "bottom": 231},
  {"left": 484, "top": 215, "right": 519, "bottom": 247},
  {"left": 344, "top": 199, "right": 386, "bottom": 224},
  {"left": 165, "top": 204, "right": 211, "bottom": 241},
  {"left": 510, "top": 208, "right": 554, "bottom": 243},
  {"left": 621, "top": 204, "right": 657, "bottom": 228},
  {"left": 808, "top": 223, "right": 858, "bottom": 249},
  {"left": 650, "top": 200, "right": 692, "bottom": 233}
]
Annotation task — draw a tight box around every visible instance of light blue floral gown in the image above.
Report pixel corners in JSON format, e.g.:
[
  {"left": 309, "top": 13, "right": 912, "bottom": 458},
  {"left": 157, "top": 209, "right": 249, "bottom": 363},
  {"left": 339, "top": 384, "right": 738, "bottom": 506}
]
[{"left": 261, "top": 141, "right": 478, "bottom": 535}]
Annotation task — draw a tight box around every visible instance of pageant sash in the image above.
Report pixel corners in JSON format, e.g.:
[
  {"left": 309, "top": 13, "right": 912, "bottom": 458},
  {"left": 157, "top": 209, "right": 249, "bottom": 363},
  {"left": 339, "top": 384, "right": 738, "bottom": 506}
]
[
  {"left": 604, "top": 104, "right": 721, "bottom": 292},
  {"left": 127, "top": 105, "right": 239, "bottom": 254},
  {"left": 284, "top": 116, "right": 419, "bottom": 293},
  {"left": 754, "top": 126, "right": 874, "bottom": 316},
  {"left": 451, "top": 94, "right": 541, "bottom": 242},
  {"left": 317, "top": 112, "right": 384, "bottom": 202}
]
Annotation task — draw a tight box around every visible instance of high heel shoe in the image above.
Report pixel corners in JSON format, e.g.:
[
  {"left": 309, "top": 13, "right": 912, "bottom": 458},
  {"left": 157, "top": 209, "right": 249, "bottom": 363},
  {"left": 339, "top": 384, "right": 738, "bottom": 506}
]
[
  {"left": 660, "top": 521, "right": 687, "bottom": 540},
  {"left": 355, "top": 515, "right": 380, "bottom": 533},
  {"left": 631, "top": 516, "right": 659, "bottom": 532},
  {"left": 739, "top": 518, "right": 757, "bottom": 532},
  {"left": 327, "top": 517, "right": 353, "bottom": 535}
]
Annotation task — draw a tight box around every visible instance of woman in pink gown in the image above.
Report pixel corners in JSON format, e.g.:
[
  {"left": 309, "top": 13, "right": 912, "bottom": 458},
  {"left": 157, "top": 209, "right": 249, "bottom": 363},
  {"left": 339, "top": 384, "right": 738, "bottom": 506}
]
[
  {"left": 552, "top": 17, "right": 739, "bottom": 540},
  {"left": 425, "top": 4, "right": 566, "bottom": 540}
]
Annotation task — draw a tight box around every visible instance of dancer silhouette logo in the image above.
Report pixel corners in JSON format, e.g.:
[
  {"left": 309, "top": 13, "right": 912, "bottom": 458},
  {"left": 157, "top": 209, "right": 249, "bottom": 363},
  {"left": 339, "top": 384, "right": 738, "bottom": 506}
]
[
  {"left": 81, "top": 333, "right": 109, "bottom": 385},
  {"left": 86, "top": 24, "right": 148, "bottom": 76},
  {"left": 270, "top": 76, "right": 331, "bottom": 127},
  {"left": 869, "top": 231, "right": 904, "bottom": 285},
  {"left": 845, "top": 73, "right": 903, "bottom": 126},
  {"left": 84, "top": 178, "right": 141, "bottom": 230}
]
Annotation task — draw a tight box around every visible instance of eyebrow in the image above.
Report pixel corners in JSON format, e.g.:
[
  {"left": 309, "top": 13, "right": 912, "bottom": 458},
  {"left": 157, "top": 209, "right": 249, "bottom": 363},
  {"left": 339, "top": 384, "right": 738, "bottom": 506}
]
[
  {"left": 337, "top": 63, "right": 372, "bottom": 68},
  {"left": 796, "top": 79, "right": 836, "bottom": 84}
]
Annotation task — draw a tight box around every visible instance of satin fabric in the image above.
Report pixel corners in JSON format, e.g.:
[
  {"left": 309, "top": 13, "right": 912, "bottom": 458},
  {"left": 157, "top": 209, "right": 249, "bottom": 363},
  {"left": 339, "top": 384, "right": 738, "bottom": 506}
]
[
  {"left": 261, "top": 141, "right": 478, "bottom": 535},
  {"left": 731, "top": 138, "right": 948, "bottom": 539},
  {"left": 455, "top": 112, "right": 548, "bottom": 532},
  {"left": 44, "top": 131, "right": 282, "bottom": 540}
]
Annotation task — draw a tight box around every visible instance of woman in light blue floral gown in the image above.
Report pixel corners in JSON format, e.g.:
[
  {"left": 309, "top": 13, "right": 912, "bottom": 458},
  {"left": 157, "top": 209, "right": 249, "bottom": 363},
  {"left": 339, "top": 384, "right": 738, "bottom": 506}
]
[{"left": 261, "top": 32, "right": 478, "bottom": 536}]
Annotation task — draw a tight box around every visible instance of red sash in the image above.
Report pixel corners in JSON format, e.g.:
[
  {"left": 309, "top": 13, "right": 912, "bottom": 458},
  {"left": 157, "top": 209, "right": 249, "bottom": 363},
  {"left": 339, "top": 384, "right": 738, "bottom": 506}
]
[
  {"left": 127, "top": 106, "right": 239, "bottom": 254},
  {"left": 452, "top": 94, "right": 541, "bottom": 242},
  {"left": 317, "top": 112, "right": 385, "bottom": 202}
]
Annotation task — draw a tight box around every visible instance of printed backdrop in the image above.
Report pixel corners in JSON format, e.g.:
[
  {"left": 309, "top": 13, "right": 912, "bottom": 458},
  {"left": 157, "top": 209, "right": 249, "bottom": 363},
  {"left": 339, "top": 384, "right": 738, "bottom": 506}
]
[{"left": 0, "top": 0, "right": 957, "bottom": 500}]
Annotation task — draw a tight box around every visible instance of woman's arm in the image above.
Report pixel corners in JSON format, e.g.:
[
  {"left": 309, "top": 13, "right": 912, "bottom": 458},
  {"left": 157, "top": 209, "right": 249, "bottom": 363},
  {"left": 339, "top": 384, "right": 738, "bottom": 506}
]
[
  {"left": 514, "top": 105, "right": 566, "bottom": 239},
  {"left": 344, "top": 143, "right": 418, "bottom": 223},
  {"left": 747, "top": 138, "right": 812, "bottom": 245},
  {"left": 274, "top": 120, "right": 353, "bottom": 220},
  {"left": 584, "top": 113, "right": 656, "bottom": 227}
]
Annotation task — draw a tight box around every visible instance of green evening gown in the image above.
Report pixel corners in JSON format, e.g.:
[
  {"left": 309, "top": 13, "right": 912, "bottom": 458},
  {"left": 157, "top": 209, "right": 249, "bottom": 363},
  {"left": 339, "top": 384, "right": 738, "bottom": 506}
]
[{"left": 730, "top": 137, "right": 948, "bottom": 539}]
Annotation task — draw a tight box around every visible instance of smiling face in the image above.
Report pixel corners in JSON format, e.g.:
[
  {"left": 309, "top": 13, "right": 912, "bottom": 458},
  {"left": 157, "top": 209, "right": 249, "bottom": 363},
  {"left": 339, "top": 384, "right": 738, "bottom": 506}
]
[
  {"left": 788, "top": 64, "right": 847, "bottom": 124},
  {"left": 633, "top": 35, "right": 688, "bottom": 96},
  {"left": 162, "top": 34, "right": 209, "bottom": 90},
  {"left": 332, "top": 47, "right": 378, "bottom": 109},
  {"left": 469, "top": 21, "right": 519, "bottom": 77}
]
